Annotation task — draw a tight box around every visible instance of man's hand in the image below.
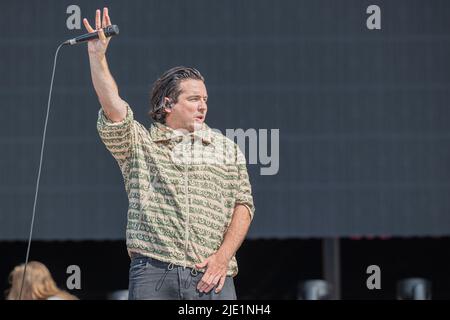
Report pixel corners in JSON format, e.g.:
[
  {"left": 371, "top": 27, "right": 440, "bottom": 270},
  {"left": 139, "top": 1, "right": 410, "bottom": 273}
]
[
  {"left": 83, "top": 8, "right": 112, "bottom": 58},
  {"left": 195, "top": 252, "right": 230, "bottom": 294},
  {"left": 194, "top": 205, "right": 252, "bottom": 295}
]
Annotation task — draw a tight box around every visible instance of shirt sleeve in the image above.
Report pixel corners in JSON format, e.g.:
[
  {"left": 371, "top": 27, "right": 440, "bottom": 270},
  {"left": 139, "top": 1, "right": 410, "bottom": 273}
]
[
  {"left": 234, "top": 144, "right": 255, "bottom": 221},
  {"left": 96, "top": 105, "right": 135, "bottom": 170}
]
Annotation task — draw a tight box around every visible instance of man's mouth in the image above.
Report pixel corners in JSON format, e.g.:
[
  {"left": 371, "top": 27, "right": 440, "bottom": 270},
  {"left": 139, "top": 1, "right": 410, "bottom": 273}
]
[{"left": 194, "top": 115, "right": 204, "bottom": 122}]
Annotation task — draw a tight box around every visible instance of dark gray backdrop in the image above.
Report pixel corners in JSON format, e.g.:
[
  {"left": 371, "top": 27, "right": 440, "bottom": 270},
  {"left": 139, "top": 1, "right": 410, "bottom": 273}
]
[{"left": 1, "top": 0, "right": 450, "bottom": 240}]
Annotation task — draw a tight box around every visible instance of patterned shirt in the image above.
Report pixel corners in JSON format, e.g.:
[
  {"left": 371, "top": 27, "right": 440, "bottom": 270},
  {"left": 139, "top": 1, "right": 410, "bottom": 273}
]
[{"left": 97, "top": 105, "right": 255, "bottom": 276}]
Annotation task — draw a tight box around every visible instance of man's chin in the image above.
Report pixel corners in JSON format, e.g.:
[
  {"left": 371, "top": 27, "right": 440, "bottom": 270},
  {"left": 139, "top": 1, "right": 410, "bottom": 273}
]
[{"left": 193, "top": 120, "right": 204, "bottom": 131}]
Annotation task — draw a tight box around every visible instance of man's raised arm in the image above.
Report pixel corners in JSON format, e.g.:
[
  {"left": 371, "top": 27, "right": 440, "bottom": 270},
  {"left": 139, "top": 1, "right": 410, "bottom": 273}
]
[{"left": 84, "top": 7, "right": 127, "bottom": 122}]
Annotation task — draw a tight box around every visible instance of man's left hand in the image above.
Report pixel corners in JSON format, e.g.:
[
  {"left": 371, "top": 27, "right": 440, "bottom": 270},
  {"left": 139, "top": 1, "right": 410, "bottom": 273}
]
[{"left": 195, "top": 252, "right": 230, "bottom": 294}]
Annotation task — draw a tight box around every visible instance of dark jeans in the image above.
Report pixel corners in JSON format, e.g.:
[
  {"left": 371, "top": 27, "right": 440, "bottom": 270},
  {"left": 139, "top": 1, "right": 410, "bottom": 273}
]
[{"left": 128, "top": 254, "right": 237, "bottom": 300}]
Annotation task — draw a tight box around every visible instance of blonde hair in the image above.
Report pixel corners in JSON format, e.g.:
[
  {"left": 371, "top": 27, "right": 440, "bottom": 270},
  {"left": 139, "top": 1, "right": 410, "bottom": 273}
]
[{"left": 6, "top": 261, "right": 78, "bottom": 300}]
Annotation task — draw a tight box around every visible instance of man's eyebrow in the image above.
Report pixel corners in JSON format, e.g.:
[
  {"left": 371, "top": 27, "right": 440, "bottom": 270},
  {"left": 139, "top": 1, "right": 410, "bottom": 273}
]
[{"left": 186, "top": 94, "right": 208, "bottom": 98}]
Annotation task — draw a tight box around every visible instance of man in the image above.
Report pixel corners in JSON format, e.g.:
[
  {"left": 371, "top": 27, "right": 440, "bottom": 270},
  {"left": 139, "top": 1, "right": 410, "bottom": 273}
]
[{"left": 85, "top": 8, "right": 255, "bottom": 300}]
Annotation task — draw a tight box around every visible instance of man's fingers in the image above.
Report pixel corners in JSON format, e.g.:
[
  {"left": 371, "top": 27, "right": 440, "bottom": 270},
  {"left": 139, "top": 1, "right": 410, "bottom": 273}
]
[
  {"left": 198, "top": 278, "right": 211, "bottom": 292},
  {"left": 197, "top": 280, "right": 207, "bottom": 292},
  {"left": 204, "top": 282, "right": 216, "bottom": 293},
  {"left": 212, "top": 274, "right": 222, "bottom": 287},
  {"left": 83, "top": 18, "right": 95, "bottom": 33},
  {"left": 197, "top": 272, "right": 224, "bottom": 293},
  {"left": 102, "top": 7, "right": 111, "bottom": 27},
  {"left": 195, "top": 258, "right": 208, "bottom": 270},
  {"left": 199, "top": 282, "right": 209, "bottom": 292},
  {"left": 197, "top": 273, "right": 214, "bottom": 291},
  {"left": 204, "top": 274, "right": 222, "bottom": 293},
  {"left": 95, "top": 9, "right": 101, "bottom": 30},
  {"left": 98, "top": 28, "right": 106, "bottom": 41},
  {"left": 197, "top": 275, "right": 207, "bottom": 290},
  {"left": 215, "top": 276, "right": 226, "bottom": 294},
  {"left": 198, "top": 277, "right": 213, "bottom": 292},
  {"left": 106, "top": 8, "right": 112, "bottom": 26}
]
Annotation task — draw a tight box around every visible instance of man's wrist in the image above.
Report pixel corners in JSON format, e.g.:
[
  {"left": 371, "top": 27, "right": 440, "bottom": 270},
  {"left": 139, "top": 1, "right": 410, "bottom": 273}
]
[
  {"left": 89, "top": 52, "right": 107, "bottom": 64},
  {"left": 216, "top": 247, "right": 233, "bottom": 262}
]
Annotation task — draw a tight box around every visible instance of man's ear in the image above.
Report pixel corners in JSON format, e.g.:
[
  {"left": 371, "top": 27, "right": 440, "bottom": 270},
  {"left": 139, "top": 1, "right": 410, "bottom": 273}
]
[{"left": 163, "top": 97, "right": 173, "bottom": 114}]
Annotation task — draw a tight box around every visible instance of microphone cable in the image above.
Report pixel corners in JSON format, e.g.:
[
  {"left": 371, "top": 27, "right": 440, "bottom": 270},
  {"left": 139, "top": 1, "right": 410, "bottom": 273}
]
[
  {"left": 18, "top": 25, "right": 119, "bottom": 299},
  {"left": 19, "top": 41, "right": 66, "bottom": 300}
]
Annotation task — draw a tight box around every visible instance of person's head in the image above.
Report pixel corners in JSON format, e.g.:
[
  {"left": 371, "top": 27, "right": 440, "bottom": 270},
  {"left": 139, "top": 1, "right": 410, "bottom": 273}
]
[
  {"left": 149, "top": 66, "right": 208, "bottom": 132},
  {"left": 5, "top": 261, "right": 78, "bottom": 300}
]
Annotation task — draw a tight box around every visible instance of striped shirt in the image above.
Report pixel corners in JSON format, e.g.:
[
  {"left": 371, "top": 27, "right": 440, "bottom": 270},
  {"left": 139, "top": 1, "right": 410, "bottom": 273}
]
[{"left": 97, "top": 105, "right": 255, "bottom": 276}]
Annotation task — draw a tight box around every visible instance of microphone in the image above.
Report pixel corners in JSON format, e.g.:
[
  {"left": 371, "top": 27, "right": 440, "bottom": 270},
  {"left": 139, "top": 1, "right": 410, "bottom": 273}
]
[{"left": 63, "top": 24, "right": 119, "bottom": 46}]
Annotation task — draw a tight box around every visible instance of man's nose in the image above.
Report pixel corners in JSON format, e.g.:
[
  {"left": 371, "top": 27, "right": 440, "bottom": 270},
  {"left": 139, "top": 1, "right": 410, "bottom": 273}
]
[{"left": 198, "top": 102, "right": 207, "bottom": 112}]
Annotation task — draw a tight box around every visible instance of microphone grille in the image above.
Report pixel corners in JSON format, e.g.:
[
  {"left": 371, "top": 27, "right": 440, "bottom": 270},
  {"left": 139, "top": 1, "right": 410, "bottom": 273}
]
[{"left": 104, "top": 25, "right": 120, "bottom": 37}]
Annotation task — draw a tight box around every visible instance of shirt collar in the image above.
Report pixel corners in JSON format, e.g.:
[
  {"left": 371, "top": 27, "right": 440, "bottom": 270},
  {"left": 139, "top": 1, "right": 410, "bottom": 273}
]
[{"left": 150, "top": 122, "right": 213, "bottom": 145}]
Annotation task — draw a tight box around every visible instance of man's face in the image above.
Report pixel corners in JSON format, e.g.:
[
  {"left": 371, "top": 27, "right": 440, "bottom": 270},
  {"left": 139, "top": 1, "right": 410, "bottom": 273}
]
[{"left": 165, "top": 79, "right": 208, "bottom": 132}]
